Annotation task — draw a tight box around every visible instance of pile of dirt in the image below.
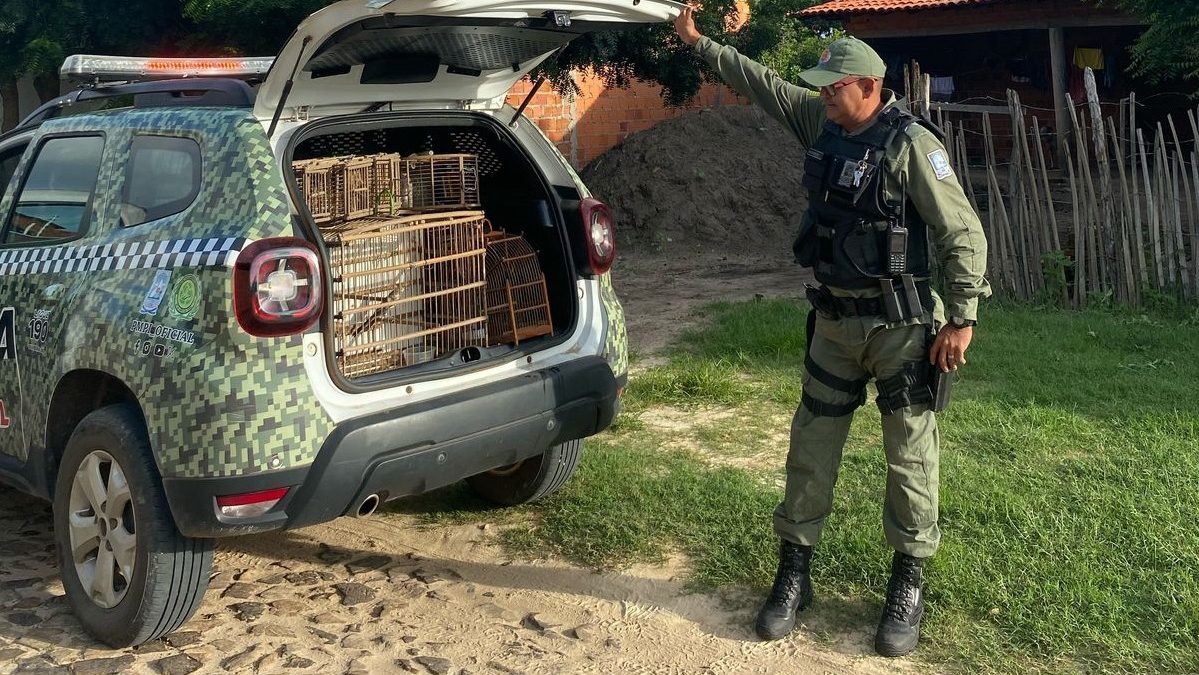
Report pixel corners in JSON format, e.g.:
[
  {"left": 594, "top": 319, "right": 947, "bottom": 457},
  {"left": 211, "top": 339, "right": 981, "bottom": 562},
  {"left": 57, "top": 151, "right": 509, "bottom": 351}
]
[{"left": 581, "top": 105, "right": 808, "bottom": 255}]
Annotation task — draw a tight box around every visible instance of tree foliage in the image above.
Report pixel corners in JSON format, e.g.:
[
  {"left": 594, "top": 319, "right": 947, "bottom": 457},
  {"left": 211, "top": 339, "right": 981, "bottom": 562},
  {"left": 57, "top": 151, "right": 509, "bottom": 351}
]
[
  {"left": 1106, "top": 0, "right": 1199, "bottom": 87},
  {"left": 747, "top": 0, "right": 842, "bottom": 84},
  {"left": 1, "top": 0, "right": 193, "bottom": 129},
  {"left": 182, "top": 0, "right": 335, "bottom": 55}
]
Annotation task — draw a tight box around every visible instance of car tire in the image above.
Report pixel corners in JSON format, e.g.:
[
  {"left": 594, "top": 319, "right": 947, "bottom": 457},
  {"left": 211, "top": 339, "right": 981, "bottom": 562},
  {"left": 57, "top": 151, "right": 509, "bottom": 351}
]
[
  {"left": 52, "top": 404, "right": 213, "bottom": 648},
  {"left": 465, "top": 439, "right": 583, "bottom": 506}
]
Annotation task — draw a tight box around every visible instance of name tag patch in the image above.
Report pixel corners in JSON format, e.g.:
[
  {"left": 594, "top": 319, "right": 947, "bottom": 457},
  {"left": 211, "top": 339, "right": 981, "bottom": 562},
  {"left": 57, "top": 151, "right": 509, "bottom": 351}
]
[{"left": 927, "top": 149, "right": 953, "bottom": 181}]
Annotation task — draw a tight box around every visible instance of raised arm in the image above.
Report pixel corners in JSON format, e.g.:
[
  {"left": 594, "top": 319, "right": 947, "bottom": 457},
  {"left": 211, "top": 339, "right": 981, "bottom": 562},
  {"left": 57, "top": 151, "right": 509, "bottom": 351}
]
[{"left": 673, "top": 6, "right": 827, "bottom": 148}]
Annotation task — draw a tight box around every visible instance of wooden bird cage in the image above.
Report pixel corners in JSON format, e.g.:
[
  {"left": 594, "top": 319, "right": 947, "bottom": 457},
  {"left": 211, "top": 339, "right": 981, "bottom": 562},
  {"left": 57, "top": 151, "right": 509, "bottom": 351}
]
[
  {"left": 368, "top": 153, "right": 413, "bottom": 217},
  {"left": 293, "top": 158, "right": 340, "bottom": 224},
  {"left": 338, "top": 156, "right": 375, "bottom": 221},
  {"left": 484, "top": 229, "right": 553, "bottom": 347},
  {"left": 405, "top": 153, "right": 481, "bottom": 210},
  {"left": 325, "top": 211, "right": 488, "bottom": 379}
]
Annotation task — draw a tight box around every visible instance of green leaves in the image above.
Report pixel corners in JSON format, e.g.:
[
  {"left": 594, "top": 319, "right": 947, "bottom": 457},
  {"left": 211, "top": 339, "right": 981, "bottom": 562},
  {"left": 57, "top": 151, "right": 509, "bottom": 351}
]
[{"left": 1105, "top": 0, "right": 1199, "bottom": 87}]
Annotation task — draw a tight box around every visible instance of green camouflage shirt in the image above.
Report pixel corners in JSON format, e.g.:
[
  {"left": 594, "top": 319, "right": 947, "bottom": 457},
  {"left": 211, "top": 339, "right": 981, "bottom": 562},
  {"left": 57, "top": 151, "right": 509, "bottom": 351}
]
[{"left": 696, "top": 37, "right": 991, "bottom": 324}]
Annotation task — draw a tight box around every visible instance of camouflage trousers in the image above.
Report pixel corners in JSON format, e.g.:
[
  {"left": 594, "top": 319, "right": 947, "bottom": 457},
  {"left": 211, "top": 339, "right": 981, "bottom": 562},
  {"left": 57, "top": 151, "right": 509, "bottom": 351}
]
[{"left": 773, "top": 312, "right": 940, "bottom": 559}]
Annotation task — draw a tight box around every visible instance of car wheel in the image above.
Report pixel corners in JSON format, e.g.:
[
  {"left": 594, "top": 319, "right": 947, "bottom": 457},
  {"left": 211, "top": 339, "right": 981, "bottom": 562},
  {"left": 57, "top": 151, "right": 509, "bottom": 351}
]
[
  {"left": 466, "top": 439, "right": 583, "bottom": 506},
  {"left": 53, "top": 404, "right": 213, "bottom": 648}
]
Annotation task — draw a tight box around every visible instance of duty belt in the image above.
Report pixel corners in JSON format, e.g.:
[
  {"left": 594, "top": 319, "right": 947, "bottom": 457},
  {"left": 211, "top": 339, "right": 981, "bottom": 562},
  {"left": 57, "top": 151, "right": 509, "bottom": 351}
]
[{"left": 805, "top": 282, "right": 934, "bottom": 320}]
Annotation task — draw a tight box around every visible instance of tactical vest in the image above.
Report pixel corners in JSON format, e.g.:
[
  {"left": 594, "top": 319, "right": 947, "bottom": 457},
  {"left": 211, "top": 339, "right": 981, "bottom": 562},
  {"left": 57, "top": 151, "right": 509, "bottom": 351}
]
[{"left": 794, "top": 106, "right": 934, "bottom": 290}]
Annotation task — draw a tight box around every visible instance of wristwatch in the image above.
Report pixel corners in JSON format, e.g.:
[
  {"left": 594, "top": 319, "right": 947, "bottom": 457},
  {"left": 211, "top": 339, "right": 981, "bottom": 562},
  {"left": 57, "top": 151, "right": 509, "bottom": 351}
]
[{"left": 949, "top": 317, "right": 977, "bottom": 329}]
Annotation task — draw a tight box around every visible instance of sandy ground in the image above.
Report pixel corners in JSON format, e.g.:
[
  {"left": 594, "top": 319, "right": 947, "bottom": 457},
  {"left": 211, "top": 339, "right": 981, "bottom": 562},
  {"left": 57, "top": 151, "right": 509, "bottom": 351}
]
[
  {"left": 0, "top": 249, "right": 923, "bottom": 675},
  {"left": 612, "top": 248, "right": 812, "bottom": 360}
]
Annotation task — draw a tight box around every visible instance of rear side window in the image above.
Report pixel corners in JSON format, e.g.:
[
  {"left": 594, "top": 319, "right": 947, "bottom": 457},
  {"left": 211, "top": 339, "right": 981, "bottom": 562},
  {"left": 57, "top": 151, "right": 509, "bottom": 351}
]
[
  {"left": 3, "top": 135, "right": 104, "bottom": 245},
  {"left": 0, "top": 143, "right": 27, "bottom": 206},
  {"left": 121, "top": 135, "right": 201, "bottom": 227}
]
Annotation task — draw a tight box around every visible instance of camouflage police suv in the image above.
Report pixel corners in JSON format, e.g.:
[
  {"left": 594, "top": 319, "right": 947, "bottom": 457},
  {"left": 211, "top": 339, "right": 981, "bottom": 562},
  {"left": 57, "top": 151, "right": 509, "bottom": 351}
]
[{"left": 0, "top": 0, "right": 677, "bottom": 647}]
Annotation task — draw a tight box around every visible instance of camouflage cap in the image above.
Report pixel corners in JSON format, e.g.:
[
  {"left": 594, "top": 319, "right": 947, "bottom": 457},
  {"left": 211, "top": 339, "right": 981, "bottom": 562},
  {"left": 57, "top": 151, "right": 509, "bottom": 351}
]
[{"left": 799, "top": 36, "right": 887, "bottom": 88}]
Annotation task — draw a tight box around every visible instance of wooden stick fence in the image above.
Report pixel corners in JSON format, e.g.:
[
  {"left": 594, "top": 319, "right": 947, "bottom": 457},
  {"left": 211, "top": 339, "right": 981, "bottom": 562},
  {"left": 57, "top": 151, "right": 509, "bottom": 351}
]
[{"left": 922, "top": 67, "right": 1199, "bottom": 307}]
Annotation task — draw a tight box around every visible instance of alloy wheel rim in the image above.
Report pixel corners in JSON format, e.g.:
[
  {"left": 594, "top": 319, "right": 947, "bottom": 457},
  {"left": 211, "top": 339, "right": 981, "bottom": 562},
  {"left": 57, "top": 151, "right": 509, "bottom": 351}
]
[{"left": 67, "top": 450, "right": 136, "bottom": 609}]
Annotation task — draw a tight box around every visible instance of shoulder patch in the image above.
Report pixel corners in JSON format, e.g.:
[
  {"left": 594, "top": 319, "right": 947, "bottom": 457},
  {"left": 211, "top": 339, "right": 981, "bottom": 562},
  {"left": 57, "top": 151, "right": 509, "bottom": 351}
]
[{"left": 926, "top": 148, "right": 953, "bottom": 181}]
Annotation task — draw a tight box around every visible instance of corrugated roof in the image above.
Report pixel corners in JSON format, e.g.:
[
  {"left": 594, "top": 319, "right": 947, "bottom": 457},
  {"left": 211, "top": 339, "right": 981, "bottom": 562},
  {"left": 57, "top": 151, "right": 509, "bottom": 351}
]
[{"left": 800, "top": 0, "right": 1003, "bottom": 17}]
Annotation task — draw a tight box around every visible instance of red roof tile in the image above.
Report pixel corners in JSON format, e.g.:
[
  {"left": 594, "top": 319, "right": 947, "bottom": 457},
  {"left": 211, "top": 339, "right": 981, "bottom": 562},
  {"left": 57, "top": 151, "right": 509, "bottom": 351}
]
[{"left": 800, "top": 0, "right": 1003, "bottom": 16}]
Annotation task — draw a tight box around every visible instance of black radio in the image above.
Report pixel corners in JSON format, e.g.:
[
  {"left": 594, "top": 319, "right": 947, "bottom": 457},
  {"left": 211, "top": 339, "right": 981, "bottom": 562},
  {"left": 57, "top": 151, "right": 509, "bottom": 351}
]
[{"left": 886, "top": 225, "right": 908, "bottom": 276}]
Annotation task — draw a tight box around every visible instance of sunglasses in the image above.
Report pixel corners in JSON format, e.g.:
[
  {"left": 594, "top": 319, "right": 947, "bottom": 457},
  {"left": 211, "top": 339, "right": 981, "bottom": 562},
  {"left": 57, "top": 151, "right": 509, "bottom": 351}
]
[{"left": 819, "top": 77, "right": 866, "bottom": 96}]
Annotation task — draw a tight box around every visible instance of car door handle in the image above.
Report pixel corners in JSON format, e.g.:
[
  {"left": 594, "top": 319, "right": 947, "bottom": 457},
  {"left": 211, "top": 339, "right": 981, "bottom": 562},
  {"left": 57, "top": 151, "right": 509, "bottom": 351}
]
[{"left": 43, "top": 283, "right": 65, "bottom": 302}]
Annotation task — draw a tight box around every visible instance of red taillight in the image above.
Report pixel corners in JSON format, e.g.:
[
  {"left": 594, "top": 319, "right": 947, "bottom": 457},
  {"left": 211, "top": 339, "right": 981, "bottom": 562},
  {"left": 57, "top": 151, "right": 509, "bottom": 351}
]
[
  {"left": 216, "top": 487, "right": 290, "bottom": 519},
  {"left": 233, "top": 237, "right": 323, "bottom": 337},
  {"left": 580, "top": 197, "right": 616, "bottom": 275}
]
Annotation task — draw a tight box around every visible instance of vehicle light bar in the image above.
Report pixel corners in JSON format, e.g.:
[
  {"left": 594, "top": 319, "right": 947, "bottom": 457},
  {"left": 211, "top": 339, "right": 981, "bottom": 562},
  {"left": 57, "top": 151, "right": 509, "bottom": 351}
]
[{"left": 61, "top": 55, "right": 275, "bottom": 82}]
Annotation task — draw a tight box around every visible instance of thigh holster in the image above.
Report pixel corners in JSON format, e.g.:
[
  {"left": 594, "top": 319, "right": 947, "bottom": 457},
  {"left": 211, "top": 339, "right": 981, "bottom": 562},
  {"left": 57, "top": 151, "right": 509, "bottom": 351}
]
[
  {"left": 802, "top": 352, "right": 868, "bottom": 418},
  {"left": 875, "top": 362, "right": 934, "bottom": 415}
]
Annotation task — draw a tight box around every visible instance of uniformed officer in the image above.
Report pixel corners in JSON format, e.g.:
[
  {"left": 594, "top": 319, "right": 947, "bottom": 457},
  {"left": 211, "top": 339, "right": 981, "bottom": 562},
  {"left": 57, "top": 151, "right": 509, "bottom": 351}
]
[{"left": 674, "top": 7, "right": 991, "bottom": 657}]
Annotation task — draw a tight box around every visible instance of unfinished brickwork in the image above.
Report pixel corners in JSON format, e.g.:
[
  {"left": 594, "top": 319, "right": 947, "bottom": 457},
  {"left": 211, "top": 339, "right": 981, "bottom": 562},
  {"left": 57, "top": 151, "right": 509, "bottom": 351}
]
[{"left": 506, "top": 71, "right": 749, "bottom": 170}]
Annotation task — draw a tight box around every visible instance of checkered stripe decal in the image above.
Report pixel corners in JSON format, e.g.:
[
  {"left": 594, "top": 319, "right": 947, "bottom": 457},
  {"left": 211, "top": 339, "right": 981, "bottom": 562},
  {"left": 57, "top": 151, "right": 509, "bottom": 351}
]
[{"left": 0, "top": 237, "right": 248, "bottom": 276}]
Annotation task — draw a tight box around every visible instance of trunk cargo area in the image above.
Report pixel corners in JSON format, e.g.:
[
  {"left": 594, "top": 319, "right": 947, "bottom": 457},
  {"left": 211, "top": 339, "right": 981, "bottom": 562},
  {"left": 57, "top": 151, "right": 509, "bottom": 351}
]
[{"left": 289, "top": 116, "right": 576, "bottom": 381}]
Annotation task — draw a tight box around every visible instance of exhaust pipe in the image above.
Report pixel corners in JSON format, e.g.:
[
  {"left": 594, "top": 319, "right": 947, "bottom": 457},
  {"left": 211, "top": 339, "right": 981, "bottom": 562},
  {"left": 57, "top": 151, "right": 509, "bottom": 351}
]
[{"left": 355, "top": 493, "right": 381, "bottom": 518}]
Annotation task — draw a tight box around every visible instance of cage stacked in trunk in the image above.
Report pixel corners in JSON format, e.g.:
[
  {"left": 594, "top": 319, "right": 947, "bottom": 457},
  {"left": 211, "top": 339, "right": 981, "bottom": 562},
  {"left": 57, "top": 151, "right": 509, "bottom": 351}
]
[
  {"left": 484, "top": 229, "right": 553, "bottom": 346},
  {"left": 294, "top": 149, "right": 552, "bottom": 378},
  {"left": 325, "top": 212, "right": 486, "bottom": 378}
]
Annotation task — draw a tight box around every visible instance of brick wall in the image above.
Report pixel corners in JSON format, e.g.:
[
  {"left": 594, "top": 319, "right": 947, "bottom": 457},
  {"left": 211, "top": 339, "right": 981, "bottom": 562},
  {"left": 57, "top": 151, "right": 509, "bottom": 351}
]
[{"left": 506, "top": 71, "right": 749, "bottom": 170}]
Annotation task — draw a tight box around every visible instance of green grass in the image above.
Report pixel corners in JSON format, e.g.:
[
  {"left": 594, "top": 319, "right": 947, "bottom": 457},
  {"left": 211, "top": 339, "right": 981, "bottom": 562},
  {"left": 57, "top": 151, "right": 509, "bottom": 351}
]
[{"left": 386, "top": 299, "right": 1199, "bottom": 674}]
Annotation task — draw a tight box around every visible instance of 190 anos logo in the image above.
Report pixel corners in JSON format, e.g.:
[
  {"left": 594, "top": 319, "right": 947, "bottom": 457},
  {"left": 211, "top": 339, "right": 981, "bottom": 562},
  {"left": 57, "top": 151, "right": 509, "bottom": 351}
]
[{"left": 28, "top": 309, "right": 51, "bottom": 347}]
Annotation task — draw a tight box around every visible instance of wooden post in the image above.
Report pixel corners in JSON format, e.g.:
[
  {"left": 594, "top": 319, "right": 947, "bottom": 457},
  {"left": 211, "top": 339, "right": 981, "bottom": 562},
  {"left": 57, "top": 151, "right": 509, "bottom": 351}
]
[
  {"left": 988, "top": 166, "right": 1022, "bottom": 299},
  {"left": 983, "top": 161, "right": 1001, "bottom": 294},
  {"left": 1084, "top": 68, "right": 1117, "bottom": 298},
  {"left": 922, "top": 74, "right": 932, "bottom": 119},
  {"left": 1064, "top": 143, "right": 1085, "bottom": 307},
  {"left": 1007, "top": 90, "right": 1034, "bottom": 283},
  {"left": 1155, "top": 129, "right": 1177, "bottom": 288},
  {"left": 1032, "top": 115, "right": 1061, "bottom": 253},
  {"left": 904, "top": 63, "right": 911, "bottom": 104},
  {"left": 1172, "top": 153, "right": 1191, "bottom": 296},
  {"left": 1129, "top": 92, "right": 1137, "bottom": 180},
  {"left": 1136, "top": 129, "right": 1155, "bottom": 290},
  {"left": 1141, "top": 128, "right": 1164, "bottom": 289},
  {"left": 1049, "top": 26, "right": 1071, "bottom": 163},
  {"left": 1167, "top": 115, "right": 1195, "bottom": 298},
  {"left": 1191, "top": 151, "right": 1199, "bottom": 298},
  {"left": 1130, "top": 92, "right": 1147, "bottom": 288},
  {"left": 1068, "top": 91, "right": 1103, "bottom": 295},
  {"left": 1107, "top": 117, "right": 1138, "bottom": 305},
  {"left": 1010, "top": 93, "right": 1044, "bottom": 261}
]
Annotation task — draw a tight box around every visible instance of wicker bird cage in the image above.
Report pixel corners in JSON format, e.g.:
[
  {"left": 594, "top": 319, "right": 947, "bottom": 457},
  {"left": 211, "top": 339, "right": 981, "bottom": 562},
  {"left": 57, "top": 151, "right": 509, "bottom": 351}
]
[
  {"left": 338, "top": 156, "right": 375, "bottom": 221},
  {"left": 405, "top": 153, "right": 480, "bottom": 210},
  {"left": 368, "top": 153, "right": 414, "bottom": 217},
  {"left": 484, "top": 229, "right": 553, "bottom": 347},
  {"left": 293, "top": 158, "right": 340, "bottom": 224},
  {"left": 324, "top": 211, "right": 488, "bottom": 379}
]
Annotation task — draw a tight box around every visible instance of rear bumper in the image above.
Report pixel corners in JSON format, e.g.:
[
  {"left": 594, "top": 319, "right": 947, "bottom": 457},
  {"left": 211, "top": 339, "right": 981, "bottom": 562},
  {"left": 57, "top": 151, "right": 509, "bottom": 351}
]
[{"left": 164, "top": 356, "right": 621, "bottom": 538}]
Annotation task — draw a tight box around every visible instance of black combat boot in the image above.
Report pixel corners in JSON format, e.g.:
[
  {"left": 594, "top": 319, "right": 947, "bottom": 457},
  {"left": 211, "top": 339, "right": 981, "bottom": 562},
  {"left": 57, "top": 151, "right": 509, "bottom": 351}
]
[
  {"left": 874, "top": 551, "right": 926, "bottom": 657},
  {"left": 754, "top": 541, "right": 814, "bottom": 640}
]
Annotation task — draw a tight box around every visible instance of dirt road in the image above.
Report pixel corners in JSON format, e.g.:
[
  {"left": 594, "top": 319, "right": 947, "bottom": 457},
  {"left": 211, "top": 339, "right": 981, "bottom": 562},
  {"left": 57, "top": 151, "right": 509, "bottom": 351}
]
[{"left": 0, "top": 250, "right": 918, "bottom": 675}]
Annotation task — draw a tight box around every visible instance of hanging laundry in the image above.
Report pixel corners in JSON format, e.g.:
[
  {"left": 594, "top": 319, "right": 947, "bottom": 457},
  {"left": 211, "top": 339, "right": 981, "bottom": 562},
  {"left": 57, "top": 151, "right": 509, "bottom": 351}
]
[
  {"left": 1069, "top": 66, "right": 1085, "bottom": 103},
  {"left": 1073, "top": 48, "right": 1104, "bottom": 70},
  {"left": 1104, "top": 51, "right": 1118, "bottom": 88},
  {"left": 930, "top": 76, "right": 955, "bottom": 102}
]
